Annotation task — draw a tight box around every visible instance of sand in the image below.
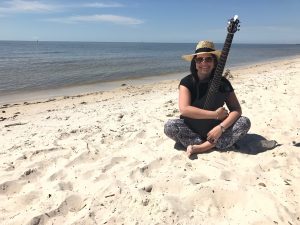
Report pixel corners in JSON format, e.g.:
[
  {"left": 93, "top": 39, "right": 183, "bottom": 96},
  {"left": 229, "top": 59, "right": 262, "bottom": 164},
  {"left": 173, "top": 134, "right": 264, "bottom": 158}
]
[{"left": 0, "top": 57, "right": 299, "bottom": 225}]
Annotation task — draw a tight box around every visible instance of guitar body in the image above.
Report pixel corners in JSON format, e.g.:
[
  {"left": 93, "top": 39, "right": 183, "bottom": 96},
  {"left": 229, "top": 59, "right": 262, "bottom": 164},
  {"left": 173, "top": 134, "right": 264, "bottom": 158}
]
[{"left": 183, "top": 91, "right": 229, "bottom": 139}]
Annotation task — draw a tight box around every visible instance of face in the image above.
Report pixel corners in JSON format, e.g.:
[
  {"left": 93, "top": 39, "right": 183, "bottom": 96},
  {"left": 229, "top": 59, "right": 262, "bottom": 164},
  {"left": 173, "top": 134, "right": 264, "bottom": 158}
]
[{"left": 195, "top": 53, "right": 215, "bottom": 80}]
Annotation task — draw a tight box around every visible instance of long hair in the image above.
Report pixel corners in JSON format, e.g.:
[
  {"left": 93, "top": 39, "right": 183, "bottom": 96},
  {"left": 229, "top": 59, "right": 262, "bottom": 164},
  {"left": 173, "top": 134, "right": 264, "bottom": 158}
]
[{"left": 190, "top": 54, "right": 218, "bottom": 83}]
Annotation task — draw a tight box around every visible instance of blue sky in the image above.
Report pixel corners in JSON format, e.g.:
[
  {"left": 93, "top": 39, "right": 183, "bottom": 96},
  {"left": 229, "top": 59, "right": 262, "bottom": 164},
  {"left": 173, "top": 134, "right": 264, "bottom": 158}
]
[{"left": 0, "top": 0, "right": 299, "bottom": 43}]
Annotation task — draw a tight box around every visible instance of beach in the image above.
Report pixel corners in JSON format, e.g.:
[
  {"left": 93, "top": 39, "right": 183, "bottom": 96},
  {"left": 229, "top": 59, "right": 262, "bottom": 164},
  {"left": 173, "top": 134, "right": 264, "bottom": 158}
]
[{"left": 1, "top": 57, "right": 300, "bottom": 224}]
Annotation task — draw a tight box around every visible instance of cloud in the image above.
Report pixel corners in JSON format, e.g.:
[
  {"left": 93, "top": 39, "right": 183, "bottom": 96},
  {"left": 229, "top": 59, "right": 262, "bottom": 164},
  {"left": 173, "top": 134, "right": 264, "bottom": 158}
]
[
  {"left": 0, "top": 1, "right": 125, "bottom": 14},
  {"left": 0, "top": 0, "right": 56, "bottom": 13},
  {"left": 47, "top": 14, "right": 143, "bottom": 25},
  {"left": 83, "top": 2, "right": 124, "bottom": 8},
  {"left": 0, "top": 1, "right": 142, "bottom": 26}
]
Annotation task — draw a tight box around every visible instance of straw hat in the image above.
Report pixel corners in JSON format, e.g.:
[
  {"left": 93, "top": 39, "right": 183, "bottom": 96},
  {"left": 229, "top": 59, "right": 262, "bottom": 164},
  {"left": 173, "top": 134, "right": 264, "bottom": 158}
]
[{"left": 182, "top": 40, "right": 221, "bottom": 61}]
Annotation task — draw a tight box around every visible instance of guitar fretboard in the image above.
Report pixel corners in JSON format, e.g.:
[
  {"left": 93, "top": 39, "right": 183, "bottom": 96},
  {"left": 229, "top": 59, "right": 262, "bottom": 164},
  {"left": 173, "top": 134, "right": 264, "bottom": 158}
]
[{"left": 203, "top": 32, "right": 234, "bottom": 110}]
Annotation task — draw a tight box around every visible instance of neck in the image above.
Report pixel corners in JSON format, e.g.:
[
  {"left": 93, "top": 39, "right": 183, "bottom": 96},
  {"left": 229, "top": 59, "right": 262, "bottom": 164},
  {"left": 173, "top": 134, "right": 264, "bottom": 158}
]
[{"left": 197, "top": 73, "right": 211, "bottom": 81}]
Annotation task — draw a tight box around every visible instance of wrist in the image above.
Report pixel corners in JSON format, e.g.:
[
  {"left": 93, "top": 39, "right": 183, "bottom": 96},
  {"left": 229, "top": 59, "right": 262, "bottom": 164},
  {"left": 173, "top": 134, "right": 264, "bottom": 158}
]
[
  {"left": 219, "top": 124, "right": 226, "bottom": 133},
  {"left": 215, "top": 111, "right": 219, "bottom": 120}
]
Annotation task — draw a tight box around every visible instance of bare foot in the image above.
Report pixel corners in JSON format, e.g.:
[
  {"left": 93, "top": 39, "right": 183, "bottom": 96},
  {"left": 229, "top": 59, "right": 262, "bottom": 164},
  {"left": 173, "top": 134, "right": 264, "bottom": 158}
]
[
  {"left": 186, "top": 145, "right": 194, "bottom": 158},
  {"left": 186, "top": 141, "right": 216, "bottom": 157}
]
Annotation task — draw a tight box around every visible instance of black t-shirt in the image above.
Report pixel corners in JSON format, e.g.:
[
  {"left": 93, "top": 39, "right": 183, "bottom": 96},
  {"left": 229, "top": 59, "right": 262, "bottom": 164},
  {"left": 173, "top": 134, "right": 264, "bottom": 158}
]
[{"left": 180, "top": 74, "right": 234, "bottom": 103}]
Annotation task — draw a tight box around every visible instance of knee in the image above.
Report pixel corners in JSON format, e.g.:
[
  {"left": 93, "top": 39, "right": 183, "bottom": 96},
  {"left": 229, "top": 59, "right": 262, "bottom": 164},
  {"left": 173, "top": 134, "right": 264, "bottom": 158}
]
[
  {"left": 239, "top": 116, "right": 251, "bottom": 131},
  {"left": 164, "top": 119, "right": 177, "bottom": 137}
]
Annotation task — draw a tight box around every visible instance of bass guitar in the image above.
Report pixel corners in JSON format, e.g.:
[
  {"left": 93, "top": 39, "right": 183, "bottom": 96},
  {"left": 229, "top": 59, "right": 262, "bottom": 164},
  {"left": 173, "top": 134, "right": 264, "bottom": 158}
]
[{"left": 183, "top": 15, "right": 241, "bottom": 138}]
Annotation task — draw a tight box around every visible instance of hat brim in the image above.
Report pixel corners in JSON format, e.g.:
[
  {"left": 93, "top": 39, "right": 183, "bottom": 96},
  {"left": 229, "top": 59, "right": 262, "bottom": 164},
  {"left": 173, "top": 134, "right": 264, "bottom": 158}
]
[{"left": 182, "top": 50, "right": 221, "bottom": 61}]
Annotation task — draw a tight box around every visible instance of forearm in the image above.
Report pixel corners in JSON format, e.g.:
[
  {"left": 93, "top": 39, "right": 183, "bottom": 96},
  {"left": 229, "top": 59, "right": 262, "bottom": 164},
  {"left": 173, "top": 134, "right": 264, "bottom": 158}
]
[
  {"left": 180, "top": 105, "right": 218, "bottom": 119},
  {"left": 219, "top": 110, "right": 241, "bottom": 129}
]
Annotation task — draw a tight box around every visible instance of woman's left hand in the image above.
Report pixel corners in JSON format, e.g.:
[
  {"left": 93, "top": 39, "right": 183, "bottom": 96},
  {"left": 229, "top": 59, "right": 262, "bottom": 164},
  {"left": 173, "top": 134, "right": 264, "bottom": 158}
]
[{"left": 207, "top": 125, "right": 222, "bottom": 144}]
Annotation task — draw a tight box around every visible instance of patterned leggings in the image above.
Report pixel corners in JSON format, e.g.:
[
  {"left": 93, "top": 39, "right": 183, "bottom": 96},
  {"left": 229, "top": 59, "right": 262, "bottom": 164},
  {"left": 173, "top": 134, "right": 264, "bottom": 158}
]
[{"left": 164, "top": 116, "right": 251, "bottom": 149}]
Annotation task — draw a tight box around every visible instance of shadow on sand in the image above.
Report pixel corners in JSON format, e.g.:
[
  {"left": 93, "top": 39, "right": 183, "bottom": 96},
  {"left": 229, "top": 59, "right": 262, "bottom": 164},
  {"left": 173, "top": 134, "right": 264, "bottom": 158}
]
[
  {"left": 174, "top": 133, "right": 281, "bottom": 159},
  {"left": 234, "top": 133, "right": 280, "bottom": 155}
]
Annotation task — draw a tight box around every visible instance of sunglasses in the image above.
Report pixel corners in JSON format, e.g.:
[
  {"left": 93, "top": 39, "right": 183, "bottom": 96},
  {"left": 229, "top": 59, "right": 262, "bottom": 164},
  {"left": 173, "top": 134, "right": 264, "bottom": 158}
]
[{"left": 194, "top": 57, "right": 214, "bottom": 63}]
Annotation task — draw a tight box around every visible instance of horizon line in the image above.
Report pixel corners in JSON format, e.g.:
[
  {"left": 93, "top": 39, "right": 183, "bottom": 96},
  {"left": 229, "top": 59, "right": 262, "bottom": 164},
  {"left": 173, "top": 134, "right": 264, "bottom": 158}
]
[{"left": 0, "top": 39, "right": 299, "bottom": 45}]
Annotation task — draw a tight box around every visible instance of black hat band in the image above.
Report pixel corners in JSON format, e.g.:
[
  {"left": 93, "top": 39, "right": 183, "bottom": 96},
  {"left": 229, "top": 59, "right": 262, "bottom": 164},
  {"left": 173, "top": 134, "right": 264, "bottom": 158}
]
[{"left": 195, "top": 47, "right": 215, "bottom": 54}]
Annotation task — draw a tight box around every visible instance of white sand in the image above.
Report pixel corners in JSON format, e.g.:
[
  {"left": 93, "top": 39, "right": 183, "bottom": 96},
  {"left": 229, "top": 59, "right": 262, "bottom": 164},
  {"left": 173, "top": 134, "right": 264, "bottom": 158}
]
[{"left": 0, "top": 57, "right": 299, "bottom": 225}]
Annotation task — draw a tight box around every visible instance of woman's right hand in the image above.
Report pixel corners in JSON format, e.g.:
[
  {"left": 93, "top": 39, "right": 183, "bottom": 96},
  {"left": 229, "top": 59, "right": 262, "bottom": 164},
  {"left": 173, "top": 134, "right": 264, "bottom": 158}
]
[{"left": 215, "top": 107, "right": 228, "bottom": 120}]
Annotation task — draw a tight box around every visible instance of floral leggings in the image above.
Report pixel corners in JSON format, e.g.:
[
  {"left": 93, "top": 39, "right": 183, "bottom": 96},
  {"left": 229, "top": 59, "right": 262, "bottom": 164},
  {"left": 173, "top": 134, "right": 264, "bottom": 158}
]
[{"left": 164, "top": 116, "right": 251, "bottom": 149}]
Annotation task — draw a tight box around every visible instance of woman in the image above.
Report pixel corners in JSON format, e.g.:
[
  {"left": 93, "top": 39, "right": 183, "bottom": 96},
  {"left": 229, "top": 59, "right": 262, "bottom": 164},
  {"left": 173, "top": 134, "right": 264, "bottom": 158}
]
[{"left": 164, "top": 40, "right": 251, "bottom": 157}]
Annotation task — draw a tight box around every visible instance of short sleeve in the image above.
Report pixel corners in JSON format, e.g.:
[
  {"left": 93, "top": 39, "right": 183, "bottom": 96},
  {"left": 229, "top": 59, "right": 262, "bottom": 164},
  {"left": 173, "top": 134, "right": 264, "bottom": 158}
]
[
  {"left": 179, "top": 74, "right": 194, "bottom": 92},
  {"left": 220, "top": 77, "right": 234, "bottom": 92}
]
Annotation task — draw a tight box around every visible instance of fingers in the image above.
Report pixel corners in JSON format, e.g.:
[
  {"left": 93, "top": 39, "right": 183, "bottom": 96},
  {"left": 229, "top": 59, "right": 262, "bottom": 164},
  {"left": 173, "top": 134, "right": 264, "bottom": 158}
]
[
  {"left": 207, "top": 137, "right": 218, "bottom": 144},
  {"left": 207, "top": 126, "right": 222, "bottom": 144},
  {"left": 221, "top": 107, "right": 228, "bottom": 115},
  {"left": 207, "top": 134, "right": 218, "bottom": 143},
  {"left": 216, "top": 107, "right": 229, "bottom": 120}
]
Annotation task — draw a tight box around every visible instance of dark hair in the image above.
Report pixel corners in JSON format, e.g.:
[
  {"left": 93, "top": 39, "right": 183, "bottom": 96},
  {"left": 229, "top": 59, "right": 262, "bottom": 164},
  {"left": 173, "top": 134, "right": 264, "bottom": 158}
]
[{"left": 190, "top": 54, "right": 218, "bottom": 83}]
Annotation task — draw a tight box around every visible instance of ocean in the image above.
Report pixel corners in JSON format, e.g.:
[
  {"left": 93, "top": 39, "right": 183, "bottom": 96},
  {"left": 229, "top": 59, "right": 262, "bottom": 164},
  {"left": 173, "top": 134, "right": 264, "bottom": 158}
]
[{"left": 0, "top": 41, "right": 299, "bottom": 103}]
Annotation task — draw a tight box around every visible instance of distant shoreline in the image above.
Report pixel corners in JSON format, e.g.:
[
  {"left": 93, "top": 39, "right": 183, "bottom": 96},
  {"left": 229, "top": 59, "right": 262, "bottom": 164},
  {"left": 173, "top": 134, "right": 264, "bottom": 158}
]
[
  {"left": 1, "top": 41, "right": 300, "bottom": 98},
  {"left": 1, "top": 55, "right": 299, "bottom": 105}
]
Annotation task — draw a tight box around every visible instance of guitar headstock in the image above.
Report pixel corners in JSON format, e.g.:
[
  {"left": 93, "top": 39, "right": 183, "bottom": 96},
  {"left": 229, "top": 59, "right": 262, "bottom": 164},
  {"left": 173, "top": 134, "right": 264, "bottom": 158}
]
[{"left": 227, "top": 15, "right": 240, "bottom": 33}]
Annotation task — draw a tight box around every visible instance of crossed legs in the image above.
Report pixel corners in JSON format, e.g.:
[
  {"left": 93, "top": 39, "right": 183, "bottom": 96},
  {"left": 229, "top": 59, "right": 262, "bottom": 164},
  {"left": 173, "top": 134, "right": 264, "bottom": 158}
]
[{"left": 164, "top": 116, "right": 251, "bottom": 157}]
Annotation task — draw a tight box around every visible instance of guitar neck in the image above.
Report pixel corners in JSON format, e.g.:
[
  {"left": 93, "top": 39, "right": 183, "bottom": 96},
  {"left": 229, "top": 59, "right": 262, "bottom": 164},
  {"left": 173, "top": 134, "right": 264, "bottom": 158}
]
[{"left": 203, "top": 32, "right": 234, "bottom": 110}]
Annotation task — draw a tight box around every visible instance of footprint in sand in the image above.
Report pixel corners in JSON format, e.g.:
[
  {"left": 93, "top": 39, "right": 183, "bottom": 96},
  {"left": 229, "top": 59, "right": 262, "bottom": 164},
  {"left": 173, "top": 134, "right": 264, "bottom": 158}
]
[
  {"left": 58, "top": 181, "right": 73, "bottom": 191},
  {"left": 18, "top": 191, "right": 40, "bottom": 205},
  {"left": 58, "top": 132, "right": 71, "bottom": 140},
  {"left": 0, "top": 180, "right": 23, "bottom": 195},
  {"left": 219, "top": 170, "right": 233, "bottom": 181},
  {"left": 27, "top": 195, "right": 84, "bottom": 225},
  {"left": 66, "top": 149, "right": 101, "bottom": 167},
  {"left": 48, "top": 169, "right": 67, "bottom": 181},
  {"left": 130, "top": 157, "right": 164, "bottom": 179},
  {"left": 189, "top": 175, "right": 210, "bottom": 185},
  {"left": 135, "top": 129, "right": 146, "bottom": 139},
  {"left": 20, "top": 168, "right": 40, "bottom": 181},
  {"left": 102, "top": 156, "right": 127, "bottom": 172},
  {"left": 55, "top": 195, "right": 84, "bottom": 213},
  {"left": 1, "top": 169, "right": 41, "bottom": 196}
]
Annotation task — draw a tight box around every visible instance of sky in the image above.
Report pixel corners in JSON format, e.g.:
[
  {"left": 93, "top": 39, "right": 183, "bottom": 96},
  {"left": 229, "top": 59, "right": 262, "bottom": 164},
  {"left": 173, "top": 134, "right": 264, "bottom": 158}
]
[{"left": 0, "top": 0, "right": 299, "bottom": 44}]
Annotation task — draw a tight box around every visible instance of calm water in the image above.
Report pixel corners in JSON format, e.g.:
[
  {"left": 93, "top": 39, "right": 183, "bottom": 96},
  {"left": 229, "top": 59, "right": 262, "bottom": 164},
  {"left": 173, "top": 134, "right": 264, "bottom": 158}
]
[{"left": 0, "top": 41, "right": 300, "bottom": 96}]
